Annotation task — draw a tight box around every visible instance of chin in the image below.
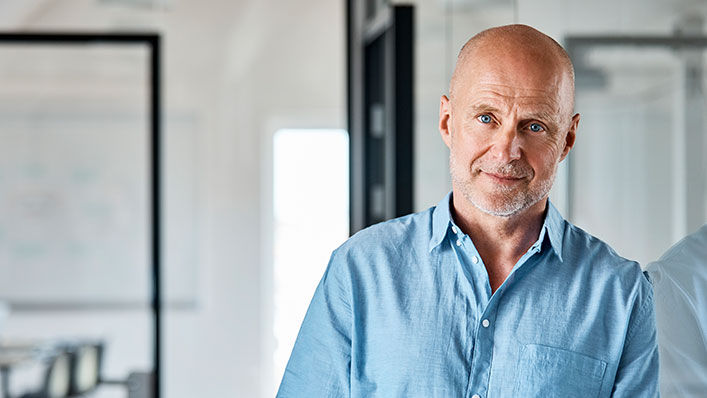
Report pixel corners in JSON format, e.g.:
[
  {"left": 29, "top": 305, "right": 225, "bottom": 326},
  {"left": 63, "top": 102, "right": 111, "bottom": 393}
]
[
  {"left": 472, "top": 200, "right": 526, "bottom": 218},
  {"left": 466, "top": 189, "right": 542, "bottom": 218}
]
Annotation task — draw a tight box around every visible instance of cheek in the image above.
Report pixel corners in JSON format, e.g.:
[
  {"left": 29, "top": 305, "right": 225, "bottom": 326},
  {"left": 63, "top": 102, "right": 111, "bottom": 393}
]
[
  {"left": 452, "top": 126, "right": 487, "bottom": 159},
  {"left": 530, "top": 142, "right": 563, "bottom": 176},
  {"left": 521, "top": 136, "right": 557, "bottom": 162}
]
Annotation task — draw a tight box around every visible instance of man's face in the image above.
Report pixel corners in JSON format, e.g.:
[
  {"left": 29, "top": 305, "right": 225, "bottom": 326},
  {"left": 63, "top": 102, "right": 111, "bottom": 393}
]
[{"left": 439, "top": 49, "right": 579, "bottom": 218}]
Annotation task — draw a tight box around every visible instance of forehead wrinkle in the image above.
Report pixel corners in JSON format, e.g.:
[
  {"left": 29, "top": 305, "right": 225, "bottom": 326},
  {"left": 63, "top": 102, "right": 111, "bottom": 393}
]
[
  {"left": 462, "top": 91, "right": 561, "bottom": 119},
  {"left": 473, "top": 81, "right": 557, "bottom": 94},
  {"left": 469, "top": 75, "right": 572, "bottom": 117},
  {"left": 473, "top": 83, "right": 562, "bottom": 104}
]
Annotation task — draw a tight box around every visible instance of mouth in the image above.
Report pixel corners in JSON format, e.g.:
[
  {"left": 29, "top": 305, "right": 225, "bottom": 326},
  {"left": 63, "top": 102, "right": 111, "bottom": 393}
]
[{"left": 481, "top": 171, "right": 526, "bottom": 184}]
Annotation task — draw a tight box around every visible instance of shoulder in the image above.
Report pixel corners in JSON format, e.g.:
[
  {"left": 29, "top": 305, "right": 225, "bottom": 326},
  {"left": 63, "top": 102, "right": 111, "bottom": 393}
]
[
  {"left": 650, "top": 224, "right": 707, "bottom": 267},
  {"left": 324, "top": 207, "right": 436, "bottom": 283},
  {"left": 563, "top": 222, "right": 640, "bottom": 270},
  {"left": 562, "top": 222, "right": 651, "bottom": 296},
  {"left": 645, "top": 224, "right": 707, "bottom": 302},
  {"left": 335, "top": 207, "right": 435, "bottom": 257},
  {"left": 559, "top": 223, "right": 655, "bottom": 341}
]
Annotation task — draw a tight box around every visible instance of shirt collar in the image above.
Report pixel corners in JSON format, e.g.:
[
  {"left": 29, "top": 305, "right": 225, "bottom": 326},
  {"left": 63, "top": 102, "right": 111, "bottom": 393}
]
[
  {"left": 429, "top": 191, "right": 454, "bottom": 252},
  {"left": 543, "top": 200, "right": 565, "bottom": 261},
  {"left": 429, "top": 191, "right": 566, "bottom": 261}
]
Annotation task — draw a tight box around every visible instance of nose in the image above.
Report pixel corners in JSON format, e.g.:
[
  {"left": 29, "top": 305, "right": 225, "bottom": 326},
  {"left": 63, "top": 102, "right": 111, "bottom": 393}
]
[{"left": 490, "top": 124, "right": 522, "bottom": 161}]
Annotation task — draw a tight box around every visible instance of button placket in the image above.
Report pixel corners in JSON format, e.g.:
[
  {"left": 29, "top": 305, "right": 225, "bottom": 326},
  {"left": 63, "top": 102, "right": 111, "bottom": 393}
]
[{"left": 466, "top": 296, "right": 501, "bottom": 398}]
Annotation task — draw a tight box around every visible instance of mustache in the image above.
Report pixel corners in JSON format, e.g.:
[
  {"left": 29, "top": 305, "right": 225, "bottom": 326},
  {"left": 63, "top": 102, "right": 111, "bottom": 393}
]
[{"left": 473, "top": 160, "right": 532, "bottom": 178}]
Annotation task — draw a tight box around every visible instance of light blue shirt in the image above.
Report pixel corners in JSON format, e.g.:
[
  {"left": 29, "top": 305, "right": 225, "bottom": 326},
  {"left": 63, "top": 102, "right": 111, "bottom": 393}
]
[
  {"left": 278, "top": 193, "right": 659, "bottom": 397},
  {"left": 646, "top": 224, "right": 707, "bottom": 397}
]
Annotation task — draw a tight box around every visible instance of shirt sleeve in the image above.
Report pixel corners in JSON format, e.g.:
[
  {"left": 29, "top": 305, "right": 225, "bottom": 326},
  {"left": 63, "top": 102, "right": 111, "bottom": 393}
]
[
  {"left": 611, "top": 272, "right": 660, "bottom": 397},
  {"left": 276, "top": 249, "right": 353, "bottom": 397}
]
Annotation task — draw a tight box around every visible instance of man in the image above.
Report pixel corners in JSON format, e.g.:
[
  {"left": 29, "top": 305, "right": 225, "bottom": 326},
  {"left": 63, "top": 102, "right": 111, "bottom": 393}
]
[
  {"left": 646, "top": 224, "right": 706, "bottom": 397},
  {"left": 278, "top": 24, "right": 658, "bottom": 397}
]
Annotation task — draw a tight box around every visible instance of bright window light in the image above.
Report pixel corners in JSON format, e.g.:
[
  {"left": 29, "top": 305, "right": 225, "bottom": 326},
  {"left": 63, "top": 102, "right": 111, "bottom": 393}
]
[{"left": 272, "top": 128, "right": 349, "bottom": 388}]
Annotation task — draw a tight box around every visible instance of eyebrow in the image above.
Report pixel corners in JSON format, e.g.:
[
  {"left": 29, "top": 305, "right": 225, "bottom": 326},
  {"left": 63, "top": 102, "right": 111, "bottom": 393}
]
[
  {"left": 466, "top": 103, "right": 502, "bottom": 116},
  {"left": 523, "top": 111, "right": 557, "bottom": 125},
  {"left": 467, "top": 103, "right": 556, "bottom": 120}
]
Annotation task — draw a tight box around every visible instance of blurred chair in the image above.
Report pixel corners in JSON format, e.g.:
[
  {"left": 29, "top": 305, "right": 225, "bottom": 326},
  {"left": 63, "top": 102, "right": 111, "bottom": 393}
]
[
  {"left": 646, "top": 224, "right": 707, "bottom": 398},
  {"left": 67, "top": 343, "right": 103, "bottom": 396},
  {"left": 18, "top": 340, "right": 103, "bottom": 398},
  {"left": 20, "top": 350, "right": 71, "bottom": 398}
]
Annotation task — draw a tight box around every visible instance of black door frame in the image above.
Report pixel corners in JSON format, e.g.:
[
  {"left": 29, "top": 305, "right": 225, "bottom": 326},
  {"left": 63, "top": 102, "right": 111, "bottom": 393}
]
[
  {"left": 0, "top": 32, "right": 162, "bottom": 398},
  {"left": 347, "top": 1, "right": 414, "bottom": 234}
]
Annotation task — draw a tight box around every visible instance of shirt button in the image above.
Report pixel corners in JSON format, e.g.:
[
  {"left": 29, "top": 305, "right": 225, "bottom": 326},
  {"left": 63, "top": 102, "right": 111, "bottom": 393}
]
[
  {"left": 456, "top": 239, "right": 462, "bottom": 247},
  {"left": 471, "top": 255, "right": 479, "bottom": 264},
  {"left": 482, "top": 319, "right": 490, "bottom": 328},
  {"left": 451, "top": 226, "right": 458, "bottom": 234},
  {"left": 472, "top": 395, "right": 481, "bottom": 398}
]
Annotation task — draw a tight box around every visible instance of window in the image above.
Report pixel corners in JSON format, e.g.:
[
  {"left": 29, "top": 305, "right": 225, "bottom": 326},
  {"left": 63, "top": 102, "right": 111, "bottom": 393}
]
[{"left": 272, "top": 129, "right": 349, "bottom": 388}]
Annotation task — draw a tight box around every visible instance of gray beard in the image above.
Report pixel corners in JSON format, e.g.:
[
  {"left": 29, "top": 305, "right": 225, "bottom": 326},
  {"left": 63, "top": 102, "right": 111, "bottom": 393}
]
[{"left": 449, "top": 152, "right": 555, "bottom": 218}]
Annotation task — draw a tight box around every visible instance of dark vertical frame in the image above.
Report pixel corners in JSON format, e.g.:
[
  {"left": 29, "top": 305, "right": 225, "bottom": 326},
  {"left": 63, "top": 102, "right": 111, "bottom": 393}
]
[
  {"left": 392, "top": 7, "right": 414, "bottom": 219},
  {"left": 347, "top": 0, "right": 364, "bottom": 235},
  {"left": 0, "top": 32, "right": 162, "bottom": 398},
  {"left": 348, "top": 1, "right": 414, "bottom": 235}
]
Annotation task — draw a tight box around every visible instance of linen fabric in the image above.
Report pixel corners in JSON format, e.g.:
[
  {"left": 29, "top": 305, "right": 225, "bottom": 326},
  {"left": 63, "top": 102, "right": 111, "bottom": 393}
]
[{"left": 277, "top": 192, "right": 659, "bottom": 398}]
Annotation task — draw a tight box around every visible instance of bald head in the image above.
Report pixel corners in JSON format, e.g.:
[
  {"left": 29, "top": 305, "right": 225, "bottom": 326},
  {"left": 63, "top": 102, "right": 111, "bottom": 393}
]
[
  {"left": 449, "top": 24, "right": 575, "bottom": 117},
  {"left": 439, "top": 24, "right": 580, "bottom": 221}
]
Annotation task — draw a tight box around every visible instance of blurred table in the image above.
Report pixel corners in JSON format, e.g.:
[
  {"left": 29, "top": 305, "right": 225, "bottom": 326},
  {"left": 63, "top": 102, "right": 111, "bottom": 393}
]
[{"left": 0, "top": 342, "right": 44, "bottom": 398}]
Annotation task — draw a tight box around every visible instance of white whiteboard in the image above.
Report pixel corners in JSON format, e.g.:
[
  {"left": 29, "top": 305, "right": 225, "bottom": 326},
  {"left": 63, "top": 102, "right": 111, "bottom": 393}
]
[{"left": 0, "top": 45, "right": 198, "bottom": 306}]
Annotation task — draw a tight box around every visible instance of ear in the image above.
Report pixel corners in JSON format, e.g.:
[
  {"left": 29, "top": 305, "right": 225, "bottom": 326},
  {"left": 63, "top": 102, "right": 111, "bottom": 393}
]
[
  {"left": 439, "top": 95, "right": 452, "bottom": 149},
  {"left": 559, "top": 113, "right": 579, "bottom": 162}
]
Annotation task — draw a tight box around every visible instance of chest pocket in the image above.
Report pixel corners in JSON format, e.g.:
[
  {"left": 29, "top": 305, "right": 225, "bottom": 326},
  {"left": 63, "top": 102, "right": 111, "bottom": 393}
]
[{"left": 513, "top": 344, "right": 607, "bottom": 398}]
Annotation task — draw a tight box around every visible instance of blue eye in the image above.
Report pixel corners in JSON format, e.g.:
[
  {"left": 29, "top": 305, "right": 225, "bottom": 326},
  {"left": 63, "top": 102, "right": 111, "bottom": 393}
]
[
  {"left": 478, "top": 114, "right": 492, "bottom": 124},
  {"left": 529, "top": 123, "right": 544, "bottom": 132}
]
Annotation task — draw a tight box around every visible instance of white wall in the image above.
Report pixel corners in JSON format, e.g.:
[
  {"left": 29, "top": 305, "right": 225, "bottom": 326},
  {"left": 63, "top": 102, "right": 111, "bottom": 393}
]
[{"left": 0, "top": 0, "right": 344, "bottom": 397}]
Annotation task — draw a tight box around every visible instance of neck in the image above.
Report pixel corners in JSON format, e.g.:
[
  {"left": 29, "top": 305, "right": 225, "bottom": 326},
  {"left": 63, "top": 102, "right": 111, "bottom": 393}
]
[{"left": 451, "top": 193, "right": 547, "bottom": 291}]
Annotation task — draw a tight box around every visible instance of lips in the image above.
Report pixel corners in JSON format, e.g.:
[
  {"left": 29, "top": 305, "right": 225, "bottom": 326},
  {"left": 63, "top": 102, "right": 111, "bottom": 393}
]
[
  {"left": 474, "top": 160, "right": 532, "bottom": 182},
  {"left": 483, "top": 171, "right": 524, "bottom": 180}
]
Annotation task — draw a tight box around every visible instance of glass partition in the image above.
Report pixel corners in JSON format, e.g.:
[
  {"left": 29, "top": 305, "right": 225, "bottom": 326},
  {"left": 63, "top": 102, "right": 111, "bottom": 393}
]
[
  {"left": 0, "top": 37, "right": 157, "bottom": 398},
  {"left": 570, "top": 43, "right": 704, "bottom": 265}
]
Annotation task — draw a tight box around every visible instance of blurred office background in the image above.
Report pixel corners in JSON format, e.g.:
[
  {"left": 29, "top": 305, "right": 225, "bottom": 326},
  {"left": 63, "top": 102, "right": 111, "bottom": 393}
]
[{"left": 0, "top": 0, "right": 704, "bottom": 397}]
